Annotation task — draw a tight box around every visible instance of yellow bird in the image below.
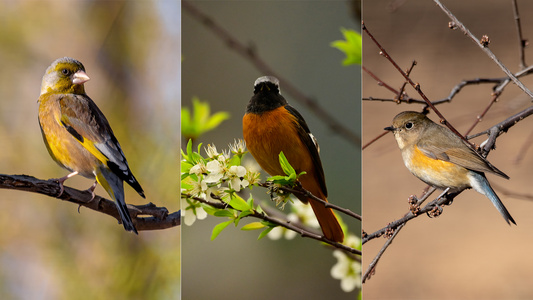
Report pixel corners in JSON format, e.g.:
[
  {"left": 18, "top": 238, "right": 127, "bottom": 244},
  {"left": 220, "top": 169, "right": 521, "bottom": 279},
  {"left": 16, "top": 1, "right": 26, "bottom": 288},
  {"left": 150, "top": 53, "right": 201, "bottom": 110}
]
[{"left": 38, "top": 57, "right": 145, "bottom": 234}]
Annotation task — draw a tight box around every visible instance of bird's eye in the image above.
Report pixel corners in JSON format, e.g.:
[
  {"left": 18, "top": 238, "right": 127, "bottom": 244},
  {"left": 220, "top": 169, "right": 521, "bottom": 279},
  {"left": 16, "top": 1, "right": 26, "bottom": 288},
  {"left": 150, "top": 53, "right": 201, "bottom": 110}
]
[
  {"left": 61, "top": 69, "right": 70, "bottom": 76},
  {"left": 405, "top": 122, "right": 414, "bottom": 130}
]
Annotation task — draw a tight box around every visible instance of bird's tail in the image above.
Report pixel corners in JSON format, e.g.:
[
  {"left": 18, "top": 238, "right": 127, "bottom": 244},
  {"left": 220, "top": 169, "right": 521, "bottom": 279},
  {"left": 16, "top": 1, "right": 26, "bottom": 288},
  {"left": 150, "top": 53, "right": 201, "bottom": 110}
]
[
  {"left": 307, "top": 197, "right": 344, "bottom": 243},
  {"left": 96, "top": 166, "right": 138, "bottom": 234},
  {"left": 470, "top": 172, "right": 516, "bottom": 225}
]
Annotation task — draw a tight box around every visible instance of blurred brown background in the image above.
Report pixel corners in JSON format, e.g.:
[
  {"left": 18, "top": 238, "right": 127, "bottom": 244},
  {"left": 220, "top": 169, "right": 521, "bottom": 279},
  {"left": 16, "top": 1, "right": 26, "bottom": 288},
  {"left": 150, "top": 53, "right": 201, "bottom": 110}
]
[
  {"left": 182, "top": 1, "right": 360, "bottom": 299},
  {"left": 0, "top": 1, "right": 179, "bottom": 299},
  {"left": 363, "top": 0, "right": 533, "bottom": 299}
]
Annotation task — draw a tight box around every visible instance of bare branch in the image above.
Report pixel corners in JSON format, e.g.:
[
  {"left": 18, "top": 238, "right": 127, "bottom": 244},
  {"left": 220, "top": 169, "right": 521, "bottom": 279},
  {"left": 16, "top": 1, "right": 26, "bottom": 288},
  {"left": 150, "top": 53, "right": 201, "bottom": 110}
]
[
  {"left": 362, "top": 222, "right": 405, "bottom": 283},
  {"left": 361, "top": 4, "right": 533, "bottom": 281},
  {"left": 512, "top": 0, "right": 528, "bottom": 69},
  {"left": 433, "top": 0, "right": 533, "bottom": 99},
  {"left": 0, "top": 174, "right": 180, "bottom": 231},
  {"left": 362, "top": 21, "right": 468, "bottom": 145},
  {"left": 182, "top": 0, "right": 360, "bottom": 146}
]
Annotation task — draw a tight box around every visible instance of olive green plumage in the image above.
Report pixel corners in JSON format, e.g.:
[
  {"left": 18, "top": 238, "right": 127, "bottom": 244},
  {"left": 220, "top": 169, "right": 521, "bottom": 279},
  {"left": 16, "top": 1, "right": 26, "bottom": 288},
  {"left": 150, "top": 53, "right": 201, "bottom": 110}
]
[{"left": 38, "top": 57, "right": 144, "bottom": 233}]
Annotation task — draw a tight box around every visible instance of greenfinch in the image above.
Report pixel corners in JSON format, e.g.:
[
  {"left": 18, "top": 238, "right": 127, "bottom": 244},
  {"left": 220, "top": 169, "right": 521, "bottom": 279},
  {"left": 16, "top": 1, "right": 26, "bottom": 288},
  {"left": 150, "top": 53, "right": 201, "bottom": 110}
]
[{"left": 38, "top": 57, "right": 144, "bottom": 234}]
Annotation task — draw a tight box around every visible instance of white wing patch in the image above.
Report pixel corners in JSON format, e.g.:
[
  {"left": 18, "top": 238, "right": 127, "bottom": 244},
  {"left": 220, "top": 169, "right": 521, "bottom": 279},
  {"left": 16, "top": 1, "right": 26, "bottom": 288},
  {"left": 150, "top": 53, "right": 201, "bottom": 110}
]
[
  {"left": 95, "top": 141, "right": 129, "bottom": 173},
  {"left": 310, "top": 133, "right": 320, "bottom": 153}
]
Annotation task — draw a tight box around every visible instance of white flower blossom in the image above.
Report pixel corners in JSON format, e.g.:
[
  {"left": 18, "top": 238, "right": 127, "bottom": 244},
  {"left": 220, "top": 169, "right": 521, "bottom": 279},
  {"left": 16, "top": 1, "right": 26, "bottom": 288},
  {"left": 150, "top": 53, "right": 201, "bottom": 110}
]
[
  {"left": 330, "top": 235, "right": 361, "bottom": 292},
  {"left": 267, "top": 226, "right": 283, "bottom": 240},
  {"left": 228, "top": 165, "right": 249, "bottom": 192},
  {"left": 219, "top": 149, "right": 230, "bottom": 162},
  {"left": 204, "top": 160, "right": 224, "bottom": 183},
  {"left": 291, "top": 201, "right": 320, "bottom": 229},
  {"left": 229, "top": 139, "right": 247, "bottom": 155},
  {"left": 183, "top": 204, "right": 208, "bottom": 226},
  {"left": 189, "top": 161, "right": 206, "bottom": 175},
  {"left": 205, "top": 144, "right": 219, "bottom": 159},
  {"left": 189, "top": 179, "right": 204, "bottom": 196},
  {"left": 266, "top": 222, "right": 297, "bottom": 240}
]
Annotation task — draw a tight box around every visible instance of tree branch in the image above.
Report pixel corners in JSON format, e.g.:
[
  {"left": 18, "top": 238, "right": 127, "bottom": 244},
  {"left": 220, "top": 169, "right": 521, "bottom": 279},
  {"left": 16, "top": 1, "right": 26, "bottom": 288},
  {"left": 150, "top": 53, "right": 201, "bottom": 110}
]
[
  {"left": 0, "top": 174, "right": 180, "bottom": 231},
  {"left": 258, "top": 182, "right": 362, "bottom": 221},
  {"left": 182, "top": 0, "right": 360, "bottom": 146},
  {"left": 433, "top": 0, "right": 533, "bottom": 99},
  {"left": 183, "top": 193, "right": 361, "bottom": 256},
  {"left": 512, "top": 0, "right": 528, "bottom": 69},
  {"left": 362, "top": 2, "right": 533, "bottom": 281}
]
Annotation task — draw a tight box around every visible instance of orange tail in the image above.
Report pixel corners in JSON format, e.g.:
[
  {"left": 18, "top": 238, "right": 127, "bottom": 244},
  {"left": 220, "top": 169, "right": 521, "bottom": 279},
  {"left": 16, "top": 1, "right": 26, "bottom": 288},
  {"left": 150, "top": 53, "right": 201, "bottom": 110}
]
[{"left": 307, "top": 197, "right": 344, "bottom": 243}]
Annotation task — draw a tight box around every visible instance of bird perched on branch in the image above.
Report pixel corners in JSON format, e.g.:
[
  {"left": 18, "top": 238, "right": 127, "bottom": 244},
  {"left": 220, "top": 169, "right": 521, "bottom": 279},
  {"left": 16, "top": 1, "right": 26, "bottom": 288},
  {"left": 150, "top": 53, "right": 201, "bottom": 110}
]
[
  {"left": 385, "top": 111, "right": 515, "bottom": 225},
  {"left": 38, "top": 57, "right": 145, "bottom": 233},
  {"left": 243, "top": 76, "right": 344, "bottom": 242}
]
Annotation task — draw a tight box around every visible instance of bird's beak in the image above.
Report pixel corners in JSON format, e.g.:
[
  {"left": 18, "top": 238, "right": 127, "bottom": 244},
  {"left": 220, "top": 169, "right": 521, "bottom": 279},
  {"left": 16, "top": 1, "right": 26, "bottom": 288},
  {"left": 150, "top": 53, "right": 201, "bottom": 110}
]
[
  {"left": 384, "top": 126, "right": 396, "bottom": 131},
  {"left": 73, "top": 70, "right": 90, "bottom": 85}
]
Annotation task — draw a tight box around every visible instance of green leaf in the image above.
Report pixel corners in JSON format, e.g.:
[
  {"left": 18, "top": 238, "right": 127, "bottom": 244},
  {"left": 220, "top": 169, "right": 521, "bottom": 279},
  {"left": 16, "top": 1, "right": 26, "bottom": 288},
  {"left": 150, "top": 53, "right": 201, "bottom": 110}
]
[
  {"left": 214, "top": 210, "right": 235, "bottom": 218},
  {"left": 181, "top": 97, "right": 230, "bottom": 140},
  {"left": 227, "top": 154, "right": 241, "bottom": 167},
  {"left": 236, "top": 210, "right": 254, "bottom": 224},
  {"left": 181, "top": 161, "right": 194, "bottom": 174},
  {"left": 278, "top": 151, "right": 295, "bottom": 176},
  {"left": 331, "top": 28, "right": 361, "bottom": 66},
  {"left": 182, "top": 139, "right": 202, "bottom": 165},
  {"left": 257, "top": 227, "right": 275, "bottom": 240},
  {"left": 201, "top": 204, "right": 220, "bottom": 216},
  {"left": 256, "top": 204, "right": 264, "bottom": 214},
  {"left": 241, "top": 222, "right": 266, "bottom": 231},
  {"left": 180, "top": 108, "right": 192, "bottom": 135},
  {"left": 180, "top": 182, "right": 193, "bottom": 191},
  {"left": 228, "top": 195, "right": 251, "bottom": 211},
  {"left": 211, "top": 220, "right": 233, "bottom": 240},
  {"left": 204, "top": 111, "right": 231, "bottom": 132},
  {"left": 260, "top": 220, "right": 279, "bottom": 228}
]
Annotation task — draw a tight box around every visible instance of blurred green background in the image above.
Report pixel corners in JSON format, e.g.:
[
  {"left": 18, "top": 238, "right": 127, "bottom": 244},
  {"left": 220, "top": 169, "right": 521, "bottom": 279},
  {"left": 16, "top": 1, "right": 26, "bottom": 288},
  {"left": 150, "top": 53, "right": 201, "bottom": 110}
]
[
  {"left": 182, "top": 1, "right": 360, "bottom": 299},
  {"left": 0, "top": 1, "right": 179, "bottom": 299}
]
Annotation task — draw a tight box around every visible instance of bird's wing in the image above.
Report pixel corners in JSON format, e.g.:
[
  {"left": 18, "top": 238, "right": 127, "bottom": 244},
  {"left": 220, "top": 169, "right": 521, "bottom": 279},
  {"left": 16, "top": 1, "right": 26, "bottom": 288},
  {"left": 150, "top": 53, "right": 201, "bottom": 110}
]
[
  {"left": 58, "top": 94, "right": 145, "bottom": 196},
  {"left": 284, "top": 105, "right": 328, "bottom": 196},
  {"left": 417, "top": 126, "right": 509, "bottom": 179}
]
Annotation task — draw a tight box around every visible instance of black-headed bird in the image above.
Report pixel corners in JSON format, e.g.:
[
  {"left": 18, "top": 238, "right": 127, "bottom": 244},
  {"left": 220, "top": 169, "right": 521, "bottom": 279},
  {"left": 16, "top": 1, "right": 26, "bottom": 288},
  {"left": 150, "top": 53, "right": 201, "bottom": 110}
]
[{"left": 243, "top": 76, "right": 344, "bottom": 242}]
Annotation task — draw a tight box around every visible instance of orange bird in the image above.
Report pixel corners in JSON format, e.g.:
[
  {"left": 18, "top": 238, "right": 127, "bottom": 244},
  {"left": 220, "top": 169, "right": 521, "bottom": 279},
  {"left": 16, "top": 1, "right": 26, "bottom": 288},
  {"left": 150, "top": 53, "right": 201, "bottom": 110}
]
[{"left": 243, "top": 76, "right": 344, "bottom": 242}]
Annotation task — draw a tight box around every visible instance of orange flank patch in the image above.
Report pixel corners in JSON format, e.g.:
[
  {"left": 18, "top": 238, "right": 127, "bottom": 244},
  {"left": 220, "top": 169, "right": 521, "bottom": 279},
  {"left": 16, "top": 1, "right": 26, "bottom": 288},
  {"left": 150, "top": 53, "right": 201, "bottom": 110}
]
[{"left": 406, "top": 145, "right": 470, "bottom": 190}]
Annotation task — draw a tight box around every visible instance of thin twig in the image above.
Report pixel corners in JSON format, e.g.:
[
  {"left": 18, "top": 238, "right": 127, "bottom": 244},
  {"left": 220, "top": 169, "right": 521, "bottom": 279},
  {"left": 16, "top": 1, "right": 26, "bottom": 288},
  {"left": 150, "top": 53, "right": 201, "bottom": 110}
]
[
  {"left": 512, "top": 0, "right": 528, "bottom": 69},
  {"left": 397, "top": 61, "right": 417, "bottom": 102},
  {"left": 258, "top": 182, "right": 362, "bottom": 221},
  {"left": 362, "top": 21, "right": 468, "bottom": 145},
  {"left": 434, "top": 0, "right": 533, "bottom": 99},
  {"left": 261, "top": 205, "right": 361, "bottom": 262},
  {"left": 463, "top": 92, "right": 502, "bottom": 136},
  {"left": 362, "top": 1, "right": 533, "bottom": 285},
  {"left": 362, "top": 222, "right": 405, "bottom": 283},
  {"left": 362, "top": 130, "right": 389, "bottom": 150},
  {"left": 363, "top": 66, "right": 403, "bottom": 97},
  {"left": 363, "top": 188, "right": 445, "bottom": 244},
  {"left": 183, "top": 193, "right": 361, "bottom": 255}
]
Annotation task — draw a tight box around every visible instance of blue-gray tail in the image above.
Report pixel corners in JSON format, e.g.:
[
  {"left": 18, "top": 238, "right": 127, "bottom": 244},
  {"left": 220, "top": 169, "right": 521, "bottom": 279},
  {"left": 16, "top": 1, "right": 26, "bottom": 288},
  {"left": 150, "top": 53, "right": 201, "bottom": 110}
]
[{"left": 470, "top": 172, "right": 516, "bottom": 225}]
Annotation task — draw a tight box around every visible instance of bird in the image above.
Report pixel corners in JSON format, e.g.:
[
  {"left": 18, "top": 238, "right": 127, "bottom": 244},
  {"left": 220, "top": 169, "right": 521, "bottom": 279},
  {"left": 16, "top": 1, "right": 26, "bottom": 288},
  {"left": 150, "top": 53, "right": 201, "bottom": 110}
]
[
  {"left": 243, "top": 76, "right": 344, "bottom": 242},
  {"left": 385, "top": 111, "right": 515, "bottom": 225},
  {"left": 38, "top": 57, "right": 145, "bottom": 234}
]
